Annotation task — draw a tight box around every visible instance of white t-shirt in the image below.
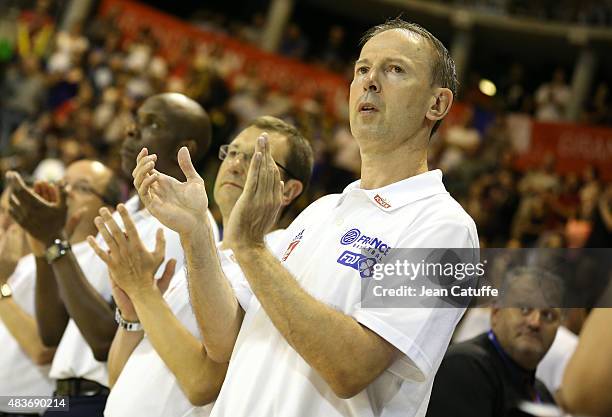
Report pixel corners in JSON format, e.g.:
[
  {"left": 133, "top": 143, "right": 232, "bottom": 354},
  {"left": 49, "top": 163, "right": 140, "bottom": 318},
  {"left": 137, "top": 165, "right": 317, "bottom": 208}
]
[
  {"left": 0, "top": 254, "right": 54, "bottom": 413},
  {"left": 104, "top": 271, "right": 212, "bottom": 417},
  {"left": 536, "top": 325, "right": 578, "bottom": 394},
  {"left": 451, "top": 307, "right": 491, "bottom": 343},
  {"left": 210, "top": 170, "right": 479, "bottom": 417},
  {"left": 104, "top": 231, "right": 285, "bottom": 417},
  {"left": 50, "top": 195, "right": 219, "bottom": 386}
]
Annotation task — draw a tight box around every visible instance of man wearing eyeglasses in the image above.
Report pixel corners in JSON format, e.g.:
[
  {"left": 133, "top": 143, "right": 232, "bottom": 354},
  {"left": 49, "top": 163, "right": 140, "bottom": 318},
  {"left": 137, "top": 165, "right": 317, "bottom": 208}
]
[
  {"left": 88, "top": 116, "right": 313, "bottom": 417},
  {"left": 426, "top": 268, "right": 561, "bottom": 417},
  {"left": 5, "top": 93, "right": 218, "bottom": 416}
]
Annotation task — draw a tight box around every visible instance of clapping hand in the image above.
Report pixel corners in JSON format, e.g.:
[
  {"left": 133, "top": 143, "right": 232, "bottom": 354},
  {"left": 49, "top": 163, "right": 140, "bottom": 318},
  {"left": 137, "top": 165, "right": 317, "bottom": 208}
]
[
  {"left": 6, "top": 171, "right": 67, "bottom": 247},
  {"left": 87, "top": 204, "right": 176, "bottom": 300},
  {"left": 132, "top": 147, "right": 211, "bottom": 237},
  {"left": 224, "top": 134, "right": 283, "bottom": 249}
]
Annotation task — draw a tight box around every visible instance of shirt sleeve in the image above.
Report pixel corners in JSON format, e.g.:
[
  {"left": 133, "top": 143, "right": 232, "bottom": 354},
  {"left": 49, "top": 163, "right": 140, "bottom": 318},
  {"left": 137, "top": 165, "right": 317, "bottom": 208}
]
[
  {"left": 352, "top": 221, "right": 478, "bottom": 381},
  {"left": 218, "top": 231, "right": 290, "bottom": 312},
  {"left": 217, "top": 249, "right": 252, "bottom": 311}
]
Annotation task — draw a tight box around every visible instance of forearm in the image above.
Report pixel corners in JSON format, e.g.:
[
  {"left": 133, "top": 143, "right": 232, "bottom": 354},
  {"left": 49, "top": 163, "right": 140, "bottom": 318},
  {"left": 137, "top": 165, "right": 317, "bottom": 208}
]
[
  {"left": 560, "top": 308, "right": 612, "bottom": 416},
  {"left": 182, "top": 226, "right": 244, "bottom": 363},
  {"left": 233, "top": 245, "right": 397, "bottom": 398},
  {"left": 52, "top": 251, "right": 116, "bottom": 360},
  {"left": 0, "top": 297, "right": 56, "bottom": 365},
  {"left": 107, "top": 328, "right": 144, "bottom": 387},
  {"left": 34, "top": 257, "right": 69, "bottom": 346},
  {"left": 131, "top": 286, "right": 228, "bottom": 406}
]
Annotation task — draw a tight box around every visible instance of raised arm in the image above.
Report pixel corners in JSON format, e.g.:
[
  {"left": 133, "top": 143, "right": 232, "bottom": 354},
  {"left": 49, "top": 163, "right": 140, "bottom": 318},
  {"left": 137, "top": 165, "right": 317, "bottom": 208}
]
[
  {"left": 132, "top": 147, "right": 243, "bottom": 362},
  {"left": 33, "top": 251, "right": 69, "bottom": 346},
  {"left": 106, "top": 280, "right": 144, "bottom": 387},
  {"left": 0, "top": 294, "right": 56, "bottom": 365},
  {"left": 225, "top": 137, "right": 401, "bottom": 398},
  {"left": 559, "top": 308, "right": 612, "bottom": 416},
  {"left": 88, "top": 205, "right": 228, "bottom": 405},
  {"left": 7, "top": 172, "right": 116, "bottom": 360},
  {"left": 0, "top": 225, "right": 55, "bottom": 364}
]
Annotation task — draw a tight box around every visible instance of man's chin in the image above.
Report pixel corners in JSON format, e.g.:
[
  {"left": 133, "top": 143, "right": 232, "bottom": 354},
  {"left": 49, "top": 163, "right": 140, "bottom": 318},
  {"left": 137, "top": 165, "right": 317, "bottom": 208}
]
[{"left": 517, "top": 342, "right": 545, "bottom": 359}]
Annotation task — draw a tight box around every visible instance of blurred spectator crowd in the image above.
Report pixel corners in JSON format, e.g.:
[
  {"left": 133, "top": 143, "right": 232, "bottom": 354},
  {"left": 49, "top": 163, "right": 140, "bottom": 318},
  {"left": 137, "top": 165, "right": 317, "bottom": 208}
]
[
  {"left": 437, "top": 0, "right": 612, "bottom": 27},
  {"left": 0, "top": 0, "right": 611, "bottom": 249}
]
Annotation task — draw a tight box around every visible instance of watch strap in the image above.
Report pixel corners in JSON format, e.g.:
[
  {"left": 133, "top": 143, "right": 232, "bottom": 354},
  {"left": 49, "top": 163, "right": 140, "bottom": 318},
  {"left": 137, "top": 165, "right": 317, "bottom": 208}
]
[{"left": 115, "top": 308, "right": 143, "bottom": 332}]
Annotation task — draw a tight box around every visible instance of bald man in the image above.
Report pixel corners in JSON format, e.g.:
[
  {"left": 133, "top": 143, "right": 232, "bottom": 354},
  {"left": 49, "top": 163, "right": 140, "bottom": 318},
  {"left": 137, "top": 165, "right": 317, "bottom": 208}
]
[{"left": 6, "top": 93, "right": 219, "bottom": 416}]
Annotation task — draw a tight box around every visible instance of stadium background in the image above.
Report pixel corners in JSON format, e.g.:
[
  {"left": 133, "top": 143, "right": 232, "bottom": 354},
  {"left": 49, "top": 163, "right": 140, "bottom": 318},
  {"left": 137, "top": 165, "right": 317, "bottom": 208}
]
[{"left": 1, "top": 0, "right": 611, "bottom": 249}]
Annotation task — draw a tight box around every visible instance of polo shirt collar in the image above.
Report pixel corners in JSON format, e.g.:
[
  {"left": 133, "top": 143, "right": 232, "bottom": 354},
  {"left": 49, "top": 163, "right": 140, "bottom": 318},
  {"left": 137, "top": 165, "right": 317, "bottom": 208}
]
[{"left": 340, "top": 169, "right": 448, "bottom": 212}]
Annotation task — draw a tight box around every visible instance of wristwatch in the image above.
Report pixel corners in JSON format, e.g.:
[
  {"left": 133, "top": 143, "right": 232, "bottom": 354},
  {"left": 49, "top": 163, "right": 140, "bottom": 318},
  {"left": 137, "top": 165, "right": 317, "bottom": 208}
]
[
  {"left": 0, "top": 283, "right": 12, "bottom": 300},
  {"left": 115, "top": 308, "right": 143, "bottom": 332},
  {"left": 45, "top": 239, "right": 71, "bottom": 264}
]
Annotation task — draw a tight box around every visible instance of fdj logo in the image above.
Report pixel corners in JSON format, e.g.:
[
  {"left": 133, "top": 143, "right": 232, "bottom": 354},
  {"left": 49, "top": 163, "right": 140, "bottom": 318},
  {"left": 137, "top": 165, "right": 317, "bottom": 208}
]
[{"left": 337, "top": 250, "right": 378, "bottom": 278}]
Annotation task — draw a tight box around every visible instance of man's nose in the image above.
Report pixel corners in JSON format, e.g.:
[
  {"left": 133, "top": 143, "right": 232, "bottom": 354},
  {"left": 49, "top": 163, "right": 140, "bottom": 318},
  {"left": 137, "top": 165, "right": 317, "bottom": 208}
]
[
  {"left": 364, "top": 68, "right": 381, "bottom": 93},
  {"left": 525, "top": 310, "right": 542, "bottom": 329},
  {"left": 228, "top": 156, "right": 247, "bottom": 174},
  {"left": 125, "top": 122, "right": 140, "bottom": 139}
]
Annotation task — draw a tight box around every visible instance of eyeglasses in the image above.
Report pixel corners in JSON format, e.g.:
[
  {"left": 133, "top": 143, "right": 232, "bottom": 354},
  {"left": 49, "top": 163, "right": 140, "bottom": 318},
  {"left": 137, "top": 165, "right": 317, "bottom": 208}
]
[
  {"left": 219, "top": 144, "right": 297, "bottom": 180},
  {"left": 61, "top": 180, "right": 113, "bottom": 205}
]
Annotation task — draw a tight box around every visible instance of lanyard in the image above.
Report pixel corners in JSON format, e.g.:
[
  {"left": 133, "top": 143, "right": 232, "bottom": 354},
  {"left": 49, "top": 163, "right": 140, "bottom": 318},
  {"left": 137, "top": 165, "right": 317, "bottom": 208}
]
[{"left": 487, "top": 330, "right": 542, "bottom": 404}]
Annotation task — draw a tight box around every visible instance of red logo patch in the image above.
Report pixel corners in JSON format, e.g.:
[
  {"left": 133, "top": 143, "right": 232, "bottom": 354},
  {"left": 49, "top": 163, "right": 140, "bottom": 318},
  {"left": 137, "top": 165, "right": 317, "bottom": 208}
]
[
  {"left": 374, "top": 194, "right": 391, "bottom": 209},
  {"left": 282, "top": 229, "right": 304, "bottom": 261},
  {"left": 282, "top": 240, "right": 300, "bottom": 261}
]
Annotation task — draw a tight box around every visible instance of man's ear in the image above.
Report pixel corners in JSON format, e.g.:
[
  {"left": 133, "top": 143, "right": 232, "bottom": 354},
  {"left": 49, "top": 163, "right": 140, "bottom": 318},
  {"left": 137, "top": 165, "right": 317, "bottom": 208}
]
[
  {"left": 490, "top": 306, "right": 500, "bottom": 327},
  {"left": 426, "top": 87, "right": 453, "bottom": 123},
  {"left": 280, "top": 179, "right": 303, "bottom": 207}
]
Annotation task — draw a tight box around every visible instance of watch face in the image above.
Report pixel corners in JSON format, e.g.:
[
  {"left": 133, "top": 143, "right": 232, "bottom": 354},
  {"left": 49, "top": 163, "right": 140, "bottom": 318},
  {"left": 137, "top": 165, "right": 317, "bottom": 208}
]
[
  {"left": 0, "top": 284, "right": 11, "bottom": 297},
  {"left": 46, "top": 245, "right": 61, "bottom": 263}
]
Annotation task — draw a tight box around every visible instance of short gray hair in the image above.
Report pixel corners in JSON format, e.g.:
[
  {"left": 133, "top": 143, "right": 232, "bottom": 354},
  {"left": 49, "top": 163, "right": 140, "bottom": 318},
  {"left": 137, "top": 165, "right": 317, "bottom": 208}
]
[{"left": 249, "top": 116, "right": 314, "bottom": 192}]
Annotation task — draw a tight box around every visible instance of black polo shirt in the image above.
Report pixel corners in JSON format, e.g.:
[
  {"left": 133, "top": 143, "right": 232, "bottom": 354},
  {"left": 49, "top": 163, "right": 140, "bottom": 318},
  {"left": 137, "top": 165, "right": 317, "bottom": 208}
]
[{"left": 426, "top": 332, "right": 555, "bottom": 417}]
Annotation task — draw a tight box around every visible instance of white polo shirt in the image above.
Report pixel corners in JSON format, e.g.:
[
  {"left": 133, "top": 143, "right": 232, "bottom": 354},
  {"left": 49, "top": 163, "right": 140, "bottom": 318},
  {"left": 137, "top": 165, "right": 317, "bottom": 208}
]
[
  {"left": 0, "top": 254, "right": 54, "bottom": 413},
  {"left": 536, "top": 325, "right": 578, "bottom": 394},
  {"left": 210, "top": 170, "right": 479, "bottom": 417},
  {"left": 50, "top": 195, "right": 219, "bottom": 386},
  {"left": 104, "top": 231, "right": 285, "bottom": 417}
]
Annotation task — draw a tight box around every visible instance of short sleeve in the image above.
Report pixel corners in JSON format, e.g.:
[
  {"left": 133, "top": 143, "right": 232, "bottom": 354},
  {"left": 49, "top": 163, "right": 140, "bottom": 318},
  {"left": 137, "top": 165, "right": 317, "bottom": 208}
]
[
  {"left": 218, "top": 230, "right": 290, "bottom": 311},
  {"left": 218, "top": 250, "right": 253, "bottom": 311},
  {"left": 353, "top": 221, "right": 478, "bottom": 381}
]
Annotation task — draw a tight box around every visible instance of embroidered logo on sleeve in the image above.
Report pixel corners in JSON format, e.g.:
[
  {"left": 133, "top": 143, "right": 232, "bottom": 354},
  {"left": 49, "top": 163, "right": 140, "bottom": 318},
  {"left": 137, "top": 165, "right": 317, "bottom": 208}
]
[{"left": 282, "top": 229, "right": 304, "bottom": 262}]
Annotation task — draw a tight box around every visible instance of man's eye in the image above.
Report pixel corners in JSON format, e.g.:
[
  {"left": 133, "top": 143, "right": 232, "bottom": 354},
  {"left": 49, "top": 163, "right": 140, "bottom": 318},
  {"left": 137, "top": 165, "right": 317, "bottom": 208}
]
[
  {"left": 390, "top": 65, "right": 403, "bottom": 73},
  {"left": 228, "top": 150, "right": 238, "bottom": 158},
  {"left": 356, "top": 67, "right": 368, "bottom": 74},
  {"left": 542, "top": 310, "right": 558, "bottom": 322}
]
